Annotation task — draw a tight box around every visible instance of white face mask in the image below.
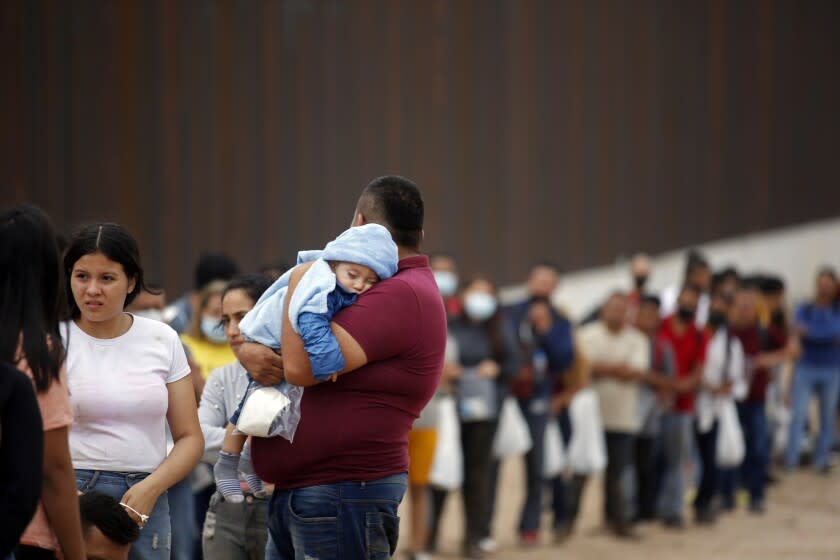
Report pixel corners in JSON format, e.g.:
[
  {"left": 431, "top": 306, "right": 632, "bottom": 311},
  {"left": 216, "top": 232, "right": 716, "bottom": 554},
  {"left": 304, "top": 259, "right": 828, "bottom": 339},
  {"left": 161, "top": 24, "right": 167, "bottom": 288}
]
[
  {"left": 464, "top": 292, "right": 498, "bottom": 322},
  {"left": 434, "top": 271, "right": 458, "bottom": 297},
  {"left": 201, "top": 316, "right": 227, "bottom": 344},
  {"left": 133, "top": 309, "right": 164, "bottom": 322}
]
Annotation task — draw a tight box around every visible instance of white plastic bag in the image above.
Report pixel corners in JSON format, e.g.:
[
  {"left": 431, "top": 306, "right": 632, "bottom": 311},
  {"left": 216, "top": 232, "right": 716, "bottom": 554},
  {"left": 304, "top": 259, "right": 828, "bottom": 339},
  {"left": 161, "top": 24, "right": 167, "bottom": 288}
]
[
  {"left": 429, "top": 394, "right": 463, "bottom": 490},
  {"left": 716, "top": 398, "right": 745, "bottom": 468},
  {"left": 492, "top": 397, "right": 533, "bottom": 459},
  {"left": 235, "top": 381, "right": 304, "bottom": 442},
  {"left": 567, "top": 388, "right": 607, "bottom": 473},
  {"left": 773, "top": 404, "right": 791, "bottom": 456},
  {"left": 543, "top": 419, "right": 566, "bottom": 478}
]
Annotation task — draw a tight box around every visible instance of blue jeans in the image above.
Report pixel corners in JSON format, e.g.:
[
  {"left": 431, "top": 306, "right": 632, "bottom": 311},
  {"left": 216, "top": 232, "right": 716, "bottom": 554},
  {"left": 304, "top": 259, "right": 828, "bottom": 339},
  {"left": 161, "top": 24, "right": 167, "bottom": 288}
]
[
  {"left": 516, "top": 397, "right": 550, "bottom": 533},
  {"left": 167, "top": 476, "right": 195, "bottom": 560},
  {"left": 738, "top": 401, "right": 768, "bottom": 505},
  {"left": 785, "top": 363, "right": 840, "bottom": 470},
  {"left": 265, "top": 473, "right": 407, "bottom": 560},
  {"left": 657, "top": 413, "right": 693, "bottom": 521},
  {"left": 76, "top": 469, "right": 171, "bottom": 560}
]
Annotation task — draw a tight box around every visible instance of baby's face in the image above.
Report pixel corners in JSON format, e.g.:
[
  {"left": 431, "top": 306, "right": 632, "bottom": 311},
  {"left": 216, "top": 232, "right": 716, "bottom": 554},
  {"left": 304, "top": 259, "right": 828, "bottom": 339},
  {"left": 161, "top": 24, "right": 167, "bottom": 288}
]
[{"left": 334, "top": 262, "right": 379, "bottom": 295}]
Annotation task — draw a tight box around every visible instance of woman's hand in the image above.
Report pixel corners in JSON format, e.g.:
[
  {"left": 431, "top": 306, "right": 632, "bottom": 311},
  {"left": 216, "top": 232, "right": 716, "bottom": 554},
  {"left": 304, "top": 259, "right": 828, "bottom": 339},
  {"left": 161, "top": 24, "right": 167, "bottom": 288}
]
[
  {"left": 477, "top": 359, "right": 500, "bottom": 379},
  {"left": 119, "top": 479, "right": 162, "bottom": 527}
]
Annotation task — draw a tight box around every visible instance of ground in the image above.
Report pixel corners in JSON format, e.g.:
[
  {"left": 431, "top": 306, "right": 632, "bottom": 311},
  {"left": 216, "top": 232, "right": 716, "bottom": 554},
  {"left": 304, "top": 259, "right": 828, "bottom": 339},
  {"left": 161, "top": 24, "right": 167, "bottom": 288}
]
[{"left": 398, "top": 457, "right": 840, "bottom": 560}]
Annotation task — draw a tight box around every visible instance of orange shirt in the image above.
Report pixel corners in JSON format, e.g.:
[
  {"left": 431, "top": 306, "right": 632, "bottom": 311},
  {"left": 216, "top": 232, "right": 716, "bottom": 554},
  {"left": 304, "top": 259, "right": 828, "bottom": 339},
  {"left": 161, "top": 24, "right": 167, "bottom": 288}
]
[{"left": 16, "top": 355, "right": 74, "bottom": 552}]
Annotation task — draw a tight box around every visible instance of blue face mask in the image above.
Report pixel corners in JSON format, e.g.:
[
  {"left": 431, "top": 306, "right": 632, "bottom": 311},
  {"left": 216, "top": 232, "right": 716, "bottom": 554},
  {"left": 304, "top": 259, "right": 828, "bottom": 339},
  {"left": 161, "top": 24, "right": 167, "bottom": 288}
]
[
  {"left": 201, "top": 316, "right": 227, "bottom": 344},
  {"left": 434, "top": 271, "right": 458, "bottom": 298}
]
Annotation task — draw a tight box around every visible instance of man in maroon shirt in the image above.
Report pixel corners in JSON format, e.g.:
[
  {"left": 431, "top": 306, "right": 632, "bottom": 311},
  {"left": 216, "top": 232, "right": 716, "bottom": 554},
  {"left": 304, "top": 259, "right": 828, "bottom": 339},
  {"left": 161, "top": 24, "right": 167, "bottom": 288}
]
[
  {"left": 237, "top": 176, "right": 447, "bottom": 560},
  {"left": 656, "top": 284, "right": 706, "bottom": 527},
  {"left": 726, "top": 288, "right": 789, "bottom": 513}
]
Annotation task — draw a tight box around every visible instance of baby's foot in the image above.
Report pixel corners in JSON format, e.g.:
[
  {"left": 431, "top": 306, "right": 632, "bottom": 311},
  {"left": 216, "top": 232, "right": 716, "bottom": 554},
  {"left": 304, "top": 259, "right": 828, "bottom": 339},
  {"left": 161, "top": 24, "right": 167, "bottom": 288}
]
[
  {"left": 240, "top": 444, "right": 267, "bottom": 498},
  {"left": 214, "top": 451, "right": 245, "bottom": 503}
]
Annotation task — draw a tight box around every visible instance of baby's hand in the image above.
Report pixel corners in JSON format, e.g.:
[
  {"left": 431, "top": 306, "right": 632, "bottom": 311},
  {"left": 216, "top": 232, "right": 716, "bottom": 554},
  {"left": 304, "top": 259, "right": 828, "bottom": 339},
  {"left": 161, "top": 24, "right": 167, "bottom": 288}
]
[{"left": 329, "top": 374, "right": 338, "bottom": 383}]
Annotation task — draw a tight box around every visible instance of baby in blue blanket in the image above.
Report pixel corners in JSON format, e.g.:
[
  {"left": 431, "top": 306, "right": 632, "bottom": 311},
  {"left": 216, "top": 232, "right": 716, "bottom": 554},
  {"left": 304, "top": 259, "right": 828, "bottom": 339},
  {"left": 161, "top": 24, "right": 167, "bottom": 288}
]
[{"left": 214, "top": 224, "right": 398, "bottom": 502}]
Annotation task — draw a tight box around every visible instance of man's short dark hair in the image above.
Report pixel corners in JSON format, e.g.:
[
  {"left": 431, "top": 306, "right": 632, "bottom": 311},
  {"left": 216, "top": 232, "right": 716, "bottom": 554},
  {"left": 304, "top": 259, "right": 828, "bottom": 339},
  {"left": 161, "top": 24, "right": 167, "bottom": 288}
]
[
  {"left": 640, "top": 294, "right": 661, "bottom": 308},
  {"left": 195, "top": 252, "right": 239, "bottom": 291},
  {"left": 760, "top": 275, "right": 785, "bottom": 294},
  {"left": 684, "top": 249, "right": 710, "bottom": 276},
  {"left": 679, "top": 283, "right": 701, "bottom": 298},
  {"left": 529, "top": 260, "right": 562, "bottom": 275},
  {"left": 359, "top": 176, "right": 424, "bottom": 248},
  {"left": 79, "top": 492, "right": 140, "bottom": 545}
]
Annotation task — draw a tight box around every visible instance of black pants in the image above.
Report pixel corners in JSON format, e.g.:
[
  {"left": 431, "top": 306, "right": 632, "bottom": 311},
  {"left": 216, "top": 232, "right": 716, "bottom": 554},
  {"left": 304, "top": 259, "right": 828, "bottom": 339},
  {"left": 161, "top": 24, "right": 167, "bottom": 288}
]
[
  {"left": 635, "top": 435, "right": 658, "bottom": 520},
  {"left": 460, "top": 420, "right": 498, "bottom": 548},
  {"left": 14, "top": 546, "right": 56, "bottom": 560},
  {"left": 604, "top": 432, "right": 636, "bottom": 527},
  {"left": 694, "top": 421, "right": 719, "bottom": 513}
]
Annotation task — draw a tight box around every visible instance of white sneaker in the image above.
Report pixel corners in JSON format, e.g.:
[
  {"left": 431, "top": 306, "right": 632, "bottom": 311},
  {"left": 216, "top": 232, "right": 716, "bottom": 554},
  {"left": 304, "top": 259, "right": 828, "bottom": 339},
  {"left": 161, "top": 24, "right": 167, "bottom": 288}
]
[{"left": 478, "top": 538, "right": 498, "bottom": 554}]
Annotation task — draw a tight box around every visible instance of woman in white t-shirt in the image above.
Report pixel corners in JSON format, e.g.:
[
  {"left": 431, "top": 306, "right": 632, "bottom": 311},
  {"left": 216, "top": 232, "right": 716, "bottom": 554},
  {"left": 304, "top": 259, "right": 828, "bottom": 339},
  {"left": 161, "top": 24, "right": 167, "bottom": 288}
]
[{"left": 62, "top": 222, "right": 204, "bottom": 560}]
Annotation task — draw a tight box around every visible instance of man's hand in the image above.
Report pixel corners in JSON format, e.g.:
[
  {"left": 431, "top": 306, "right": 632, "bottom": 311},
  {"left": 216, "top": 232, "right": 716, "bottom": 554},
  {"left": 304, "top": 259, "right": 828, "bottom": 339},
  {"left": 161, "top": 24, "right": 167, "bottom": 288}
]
[
  {"left": 477, "top": 359, "right": 501, "bottom": 379},
  {"left": 235, "top": 342, "right": 285, "bottom": 385}
]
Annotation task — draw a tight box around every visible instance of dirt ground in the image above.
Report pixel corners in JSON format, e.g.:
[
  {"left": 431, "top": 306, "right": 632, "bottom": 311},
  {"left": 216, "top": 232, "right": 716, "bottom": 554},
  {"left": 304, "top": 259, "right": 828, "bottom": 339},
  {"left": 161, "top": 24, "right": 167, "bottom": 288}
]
[{"left": 397, "top": 456, "right": 840, "bottom": 560}]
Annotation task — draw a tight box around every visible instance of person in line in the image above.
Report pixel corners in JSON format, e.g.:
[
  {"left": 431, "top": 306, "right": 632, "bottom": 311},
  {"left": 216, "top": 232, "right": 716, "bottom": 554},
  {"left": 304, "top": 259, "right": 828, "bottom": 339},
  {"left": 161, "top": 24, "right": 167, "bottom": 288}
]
[
  {"left": 784, "top": 268, "right": 840, "bottom": 474},
  {"left": 633, "top": 295, "right": 676, "bottom": 523},
  {"left": 657, "top": 284, "right": 706, "bottom": 528},
  {"left": 722, "top": 287, "right": 789, "bottom": 512},
  {"left": 430, "top": 253, "right": 461, "bottom": 318},
  {"left": 214, "top": 224, "right": 398, "bottom": 502},
  {"left": 504, "top": 262, "right": 576, "bottom": 547},
  {"left": 0, "top": 205, "right": 86, "bottom": 560},
  {"left": 661, "top": 250, "right": 713, "bottom": 326},
  {"left": 198, "top": 274, "right": 273, "bottom": 560},
  {"left": 239, "top": 176, "right": 447, "bottom": 560},
  {"left": 180, "top": 281, "right": 237, "bottom": 384},
  {"left": 63, "top": 222, "right": 204, "bottom": 559},
  {"left": 79, "top": 492, "right": 141, "bottom": 560},
  {"left": 165, "top": 253, "right": 239, "bottom": 334},
  {"left": 578, "top": 292, "right": 649, "bottom": 538},
  {"left": 694, "top": 288, "right": 745, "bottom": 523},
  {"left": 450, "top": 277, "right": 519, "bottom": 558}
]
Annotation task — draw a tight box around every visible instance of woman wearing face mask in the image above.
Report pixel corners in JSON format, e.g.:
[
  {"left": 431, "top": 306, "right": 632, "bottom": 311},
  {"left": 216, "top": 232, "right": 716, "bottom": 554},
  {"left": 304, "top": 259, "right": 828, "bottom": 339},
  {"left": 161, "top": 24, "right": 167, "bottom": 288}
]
[
  {"left": 448, "top": 277, "right": 519, "bottom": 558},
  {"left": 63, "top": 222, "right": 204, "bottom": 559},
  {"left": 180, "top": 281, "right": 237, "bottom": 380}
]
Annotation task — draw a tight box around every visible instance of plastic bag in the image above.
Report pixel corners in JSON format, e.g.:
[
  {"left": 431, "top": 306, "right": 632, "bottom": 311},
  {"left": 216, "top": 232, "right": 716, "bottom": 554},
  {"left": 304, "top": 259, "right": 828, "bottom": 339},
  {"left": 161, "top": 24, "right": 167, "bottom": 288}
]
[
  {"left": 716, "top": 398, "right": 745, "bottom": 468},
  {"left": 567, "top": 388, "right": 607, "bottom": 473},
  {"left": 235, "top": 381, "right": 304, "bottom": 442},
  {"left": 543, "top": 418, "right": 566, "bottom": 478},
  {"left": 492, "top": 396, "right": 533, "bottom": 459},
  {"left": 429, "top": 394, "right": 463, "bottom": 490}
]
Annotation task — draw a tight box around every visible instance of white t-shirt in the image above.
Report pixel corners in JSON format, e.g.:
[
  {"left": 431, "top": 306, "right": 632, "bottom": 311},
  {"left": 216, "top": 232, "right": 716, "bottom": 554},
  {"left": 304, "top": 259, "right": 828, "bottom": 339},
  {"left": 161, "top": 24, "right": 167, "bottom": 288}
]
[
  {"left": 62, "top": 315, "right": 191, "bottom": 473},
  {"left": 578, "top": 322, "right": 650, "bottom": 434}
]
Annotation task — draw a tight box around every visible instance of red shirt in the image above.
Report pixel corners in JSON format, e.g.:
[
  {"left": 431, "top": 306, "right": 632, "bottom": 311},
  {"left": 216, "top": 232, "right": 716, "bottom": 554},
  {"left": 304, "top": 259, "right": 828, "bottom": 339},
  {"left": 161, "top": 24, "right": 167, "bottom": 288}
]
[
  {"left": 252, "top": 256, "right": 447, "bottom": 488},
  {"left": 658, "top": 316, "right": 707, "bottom": 413}
]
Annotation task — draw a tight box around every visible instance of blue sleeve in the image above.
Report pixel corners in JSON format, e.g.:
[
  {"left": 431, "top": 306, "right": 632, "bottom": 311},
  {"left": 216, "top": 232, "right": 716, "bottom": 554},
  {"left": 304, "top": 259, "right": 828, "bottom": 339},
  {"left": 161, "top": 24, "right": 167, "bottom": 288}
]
[
  {"left": 540, "top": 320, "right": 575, "bottom": 372},
  {"left": 297, "top": 312, "right": 346, "bottom": 380}
]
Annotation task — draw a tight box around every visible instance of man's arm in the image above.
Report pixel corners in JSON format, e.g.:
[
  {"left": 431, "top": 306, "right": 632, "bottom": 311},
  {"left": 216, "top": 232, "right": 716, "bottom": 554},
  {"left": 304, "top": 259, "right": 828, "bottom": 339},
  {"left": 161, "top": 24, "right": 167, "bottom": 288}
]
[{"left": 283, "top": 265, "right": 367, "bottom": 387}]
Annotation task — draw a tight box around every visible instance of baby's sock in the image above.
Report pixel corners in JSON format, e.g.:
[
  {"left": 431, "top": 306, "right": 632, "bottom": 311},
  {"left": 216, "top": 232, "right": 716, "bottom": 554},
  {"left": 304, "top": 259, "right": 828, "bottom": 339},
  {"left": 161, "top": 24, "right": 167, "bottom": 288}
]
[
  {"left": 214, "top": 451, "right": 245, "bottom": 503},
  {"left": 240, "top": 444, "right": 267, "bottom": 498}
]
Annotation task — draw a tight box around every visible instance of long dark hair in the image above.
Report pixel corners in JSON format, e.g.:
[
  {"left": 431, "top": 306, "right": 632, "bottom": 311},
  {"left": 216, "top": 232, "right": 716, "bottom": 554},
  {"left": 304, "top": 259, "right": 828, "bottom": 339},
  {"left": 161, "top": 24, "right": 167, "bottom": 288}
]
[
  {"left": 63, "top": 222, "right": 152, "bottom": 319},
  {"left": 0, "top": 205, "right": 64, "bottom": 392},
  {"left": 223, "top": 274, "right": 273, "bottom": 306},
  {"left": 461, "top": 276, "right": 508, "bottom": 363}
]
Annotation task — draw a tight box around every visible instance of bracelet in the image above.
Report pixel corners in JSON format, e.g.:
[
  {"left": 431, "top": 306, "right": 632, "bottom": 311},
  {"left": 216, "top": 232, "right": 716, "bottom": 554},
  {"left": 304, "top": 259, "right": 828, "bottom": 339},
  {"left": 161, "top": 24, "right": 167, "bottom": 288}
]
[{"left": 119, "top": 502, "right": 150, "bottom": 527}]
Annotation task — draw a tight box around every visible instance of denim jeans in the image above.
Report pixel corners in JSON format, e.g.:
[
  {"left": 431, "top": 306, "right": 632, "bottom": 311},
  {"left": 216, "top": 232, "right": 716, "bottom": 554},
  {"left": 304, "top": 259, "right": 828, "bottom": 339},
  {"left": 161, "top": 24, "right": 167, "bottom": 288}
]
[
  {"left": 76, "top": 469, "right": 171, "bottom": 560},
  {"left": 202, "top": 492, "right": 269, "bottom": 560},
  {"left": 603, "top": 432, "right": 636, "bottom": 527},
  {"left": 694, "top": 421, "right": 719, "bottom": 513},
  {"left": 168, "top": 476, "right": 195, "bottom": 560},
  {"left": 657, "top": 413, "right": 693, "bottom": 521},
  {"left": 738, "top": 401, "right": 768, "bottom": 505},
  {"left": 785, "top": 363, "right": 840, "bottom": 470},
  {"left": 265, "top": 473, "right": 407, "bottom": 560},
  {"left": 515, "top": 397, "right": 550, "bottom": 533}
]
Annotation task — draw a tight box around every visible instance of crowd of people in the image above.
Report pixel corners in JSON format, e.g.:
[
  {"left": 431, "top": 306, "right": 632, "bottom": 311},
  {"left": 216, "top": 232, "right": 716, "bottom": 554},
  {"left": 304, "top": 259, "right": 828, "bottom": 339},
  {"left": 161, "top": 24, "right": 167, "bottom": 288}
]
[{"left": 1, "top": 176, "right": 839, "bottom": 560}]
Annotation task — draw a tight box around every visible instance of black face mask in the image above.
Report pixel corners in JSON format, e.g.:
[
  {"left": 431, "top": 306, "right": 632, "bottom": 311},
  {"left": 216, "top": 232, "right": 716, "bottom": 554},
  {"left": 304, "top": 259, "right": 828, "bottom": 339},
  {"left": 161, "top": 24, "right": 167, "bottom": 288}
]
[
  {"left": 770, "top": 309, "right": 786, "bottom": 326},
  {"left": 677, "top": 307, "right": 696, "bottom": 323},
  {"left": 634, "top": 275, "right": 648, "bottom": 290},
  {"left": 707, "top": 311, "right": 727, "bottom": 329}
]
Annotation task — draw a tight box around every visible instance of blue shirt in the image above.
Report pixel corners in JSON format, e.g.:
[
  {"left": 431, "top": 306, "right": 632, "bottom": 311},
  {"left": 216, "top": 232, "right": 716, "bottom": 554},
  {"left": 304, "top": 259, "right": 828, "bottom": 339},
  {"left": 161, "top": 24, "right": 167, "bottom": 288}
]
[
  {"left": 296, "top": 285, "right": 357, "bottom": 377},
  {"left": 795, "top": 303, "right": 840, "bottom": 366}
]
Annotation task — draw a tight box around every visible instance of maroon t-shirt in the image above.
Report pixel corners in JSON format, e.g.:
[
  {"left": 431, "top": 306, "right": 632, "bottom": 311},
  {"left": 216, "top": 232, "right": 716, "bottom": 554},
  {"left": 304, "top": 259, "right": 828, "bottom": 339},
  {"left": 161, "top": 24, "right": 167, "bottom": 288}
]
[
  {"left": 731, "top": 324, "right": 785, "bottom": 403},
  {"left": 252, "top": 255, "right": 447, "bottom": 489}
]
